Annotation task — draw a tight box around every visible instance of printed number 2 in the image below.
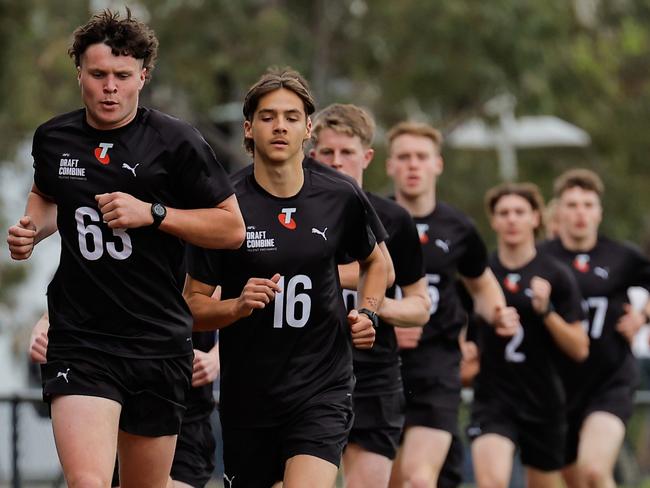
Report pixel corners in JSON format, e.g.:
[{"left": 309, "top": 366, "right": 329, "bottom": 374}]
[
  {"left": 273, "top": 275, "right": 312, "bottom": 328},
  {"left": 505, "top": 326, "right": 526, "bottom": 363},
  {"left": 583, "top": 297, "right": 608, "bottom": 339},
  {"left": 76, "top": 207, "right": 132, "bottom": 261}
]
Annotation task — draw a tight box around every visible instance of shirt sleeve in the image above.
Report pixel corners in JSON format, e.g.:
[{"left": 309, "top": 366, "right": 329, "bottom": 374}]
[
  {"left": 626, "top": 244, "right": 650, "bottom": 291},
  {"left": 340, "top": 189, "right": 377, "bottom": 262},
  {"left": 551, "top": 263, "right": 585, "bottom": 323},
  {"left": 458, "top": 224, "right": 489, "bottom": 278},
  {"left": 391, "top": 210, "right": 425, "bottom": 287},
  {"left": 32, "top": 126, "right": 54, "bottom": 198},
  {"left": 186, "top": 243, "right": 225, "bottom": 287},
  {"left": 169, "top": 125, "right": 235, "bottom": 209}
]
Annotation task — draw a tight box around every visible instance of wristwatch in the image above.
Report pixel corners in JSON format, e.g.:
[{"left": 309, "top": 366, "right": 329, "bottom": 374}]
[
  {"left": 151, "top": 203, "right": 167, "bottom": 228},
  {"left": 358, "top": 308, "right": 379, "bottom": 329}
]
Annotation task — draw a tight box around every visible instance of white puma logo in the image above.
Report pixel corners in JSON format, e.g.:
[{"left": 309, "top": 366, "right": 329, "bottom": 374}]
[
  {"left": 121, "top": 163, "right": 140, "bottom": 177},
  {"left": 594, "top": 266, "right": 609, "bottom": 280},
  {"left": 57, "top": 368, "right": 70, "bottom": 383},
  {"left": 224, "top": 474, "right": 235, "bottom": 487},
  {"left": 435, "top": 239, "right": 451, "bottom": 253},
  {"left": 311, "top": 227, "right": 328, "bottom": 241}
]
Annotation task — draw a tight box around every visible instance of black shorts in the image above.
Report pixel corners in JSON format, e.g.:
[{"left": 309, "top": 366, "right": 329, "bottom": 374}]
[
  {"left": 42, "top": 347, "right": 192, "bottom": 437},
  {"left": 438, "top": 434, "right": 463, "bottom": 488},
  {"left": 347, "top": 391, "right": 404, "bottom": 460},
  {"left": 403, "top": 373, "right": 460, "bottom": 435},
  {"left": 468, "top": 399, "right": 566, "bottom": 472},
  {"left": 563, "top": 366, "right": 636, "bottom": 465},
  {"left": 221, "top": 389, "right": 353, "bottom": 487},
  {"left": 171, "top": 413, "right": 216, "bottom": 488}
]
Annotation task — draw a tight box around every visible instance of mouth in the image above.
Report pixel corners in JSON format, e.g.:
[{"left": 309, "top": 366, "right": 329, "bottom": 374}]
[{"left": 100, "top": 100, "right": 118, "bottom": 108}]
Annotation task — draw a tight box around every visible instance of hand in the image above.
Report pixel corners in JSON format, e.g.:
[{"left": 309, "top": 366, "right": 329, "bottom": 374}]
[
  {"left": 530, "top": 276, "right": 552, "bottom": 316},
  {"left": 95, "top": 192, "right": 153, "bottom": 229},
  {"left": 7, "top": 216, "right": 37, "bottom": 260},
  {"left": 395, "top": 326, "right": 423, "bottom": 349},
  {"left": 348, "top": 309, "right": 376, "bottom": 349},
  {"left": 191, "top": 348, "right": 220, "bottom": 387},
  {"left": 617, "top": 303, "right": 645, "bottom": 343},
  {"left": 29, "top": 330, "right": 48, "bottom": 364},
  {"left": 460, "top": 339, "right": 479, "bottom": 363},
  {"left": 493, "top": 306, "right": 520, "bottom": 337},
  {"left": 235, "top": 274, "right": 282, "bottom": 318}
]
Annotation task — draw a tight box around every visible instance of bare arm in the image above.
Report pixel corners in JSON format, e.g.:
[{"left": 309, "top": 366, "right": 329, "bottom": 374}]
[
  {"left": 7, "top": 184, "right": 57, "bottom": 260},
  {"left": 348, "top": 244, "right": 387, "bottom": 349},
  {"left": 183, "top": 273, "right": 281, "bottom": 331},
  {"left": 29, "top": 312, "right": 50, "bottom": 364},
  {"left": 461, "top": 269, "right": 519, "bottom": 337},
  {"left": 530, "top": 276, "right": 589, "bottom": 362},
  {"left": 96, "top": 192, "right": 245, "bottom": 249},
  {"left": 191, "top": 343, "right": 220, "bottom": 387},
  {"left": 378, "top": 277, "right": 430, "bottom": 328},
  {"left": 338, "top": 242, "right": 395, "bottom": 290}
]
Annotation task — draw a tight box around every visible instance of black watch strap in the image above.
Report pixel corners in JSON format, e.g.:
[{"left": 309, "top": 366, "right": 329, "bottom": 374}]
[
  {"left": 151, "top": 203, "right": 167, "bottom": 228},
  {"left": 358, "top": 308, "right": 379, "bottom": 329}
]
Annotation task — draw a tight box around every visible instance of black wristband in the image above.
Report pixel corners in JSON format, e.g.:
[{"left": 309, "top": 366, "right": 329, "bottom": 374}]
[
  {"left": 541, "top": 302, "right": 555, "bottom": 318},
  {"left": 358, "top": 308, "right": 379, "bottom": 329}
]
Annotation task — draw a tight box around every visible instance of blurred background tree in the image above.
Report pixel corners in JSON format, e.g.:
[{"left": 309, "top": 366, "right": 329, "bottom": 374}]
[{"left": 2, "top": 0, "right": 650, "bottom": 300}]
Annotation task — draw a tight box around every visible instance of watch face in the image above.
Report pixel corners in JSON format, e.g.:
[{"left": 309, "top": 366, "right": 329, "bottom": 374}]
[{"left": 153, "top": 204, "right": 165, "bottom": 217}]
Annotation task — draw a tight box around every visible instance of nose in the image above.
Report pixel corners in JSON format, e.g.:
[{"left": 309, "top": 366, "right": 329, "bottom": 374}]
[
  {"left": 273, "top": 116, "right": 288, "bottom": 134},
  {"left": 330, "top": 152, "right": 343, "bottom": 169},
  {"left": 104, "top": 74, "right": 117, "bottom": 94}
]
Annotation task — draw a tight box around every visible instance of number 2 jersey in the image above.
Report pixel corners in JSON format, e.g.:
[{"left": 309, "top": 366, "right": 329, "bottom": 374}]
[
  {"left": 539, "top": 236, "right": 650, "bottom": 403},
  {"left": 32, "top": 108, "right": 233, "bottom": 358},
  {"left": 401, "top": 202, "right": 489, "bottom": 381},
  {"left": 475, "top": 252, "right": 584, "bottom": 419},
  {"left": 186, "top": 166, "right": 377, "bottom": 428}
]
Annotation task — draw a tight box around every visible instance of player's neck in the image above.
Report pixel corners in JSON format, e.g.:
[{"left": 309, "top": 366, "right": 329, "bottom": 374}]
[
  {"left": 559, "top": 232, "right": 598, "bottom": 253},
  {"left": 253, "top": 152, "right": 304, "bottom": 198},
  {"left": 497, "top": 241, "right": 537, "bottom": 269},
  {"left": 395, "top": 189, "right": 436, "bottom": 218}
]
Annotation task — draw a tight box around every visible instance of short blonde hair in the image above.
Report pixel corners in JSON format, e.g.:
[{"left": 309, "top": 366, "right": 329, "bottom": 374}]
[
  {"left": 386, "top": 121, "right": 443, "bottom": 153},
  {"left": 311, "top": 103, "right": 375, "bottom": 148}
]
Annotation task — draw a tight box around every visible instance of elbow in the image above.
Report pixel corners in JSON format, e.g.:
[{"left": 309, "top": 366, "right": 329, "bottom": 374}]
[
  {"left": 225, "top": 219, "right": 246, "bottom": 249},
  {"left": 386, "top": 267, "right": 396, "bottom": 289},
  {"left": 572, "top": 339, "right": 590, "bottom": 362}
]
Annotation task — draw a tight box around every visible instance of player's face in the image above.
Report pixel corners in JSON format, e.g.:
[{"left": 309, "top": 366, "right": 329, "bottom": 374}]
[
  {"left": 78, "top": 43, "right": 146, "bottom": 130},
  {"left": 557, "top": 187, "right": 602, "bottom": 242},
  {"left": 386, "top": 134, "right": 442, "bottom": 199},
  {"left": 244, "top": 88, "right": 312, "bottom": 164},
  {"left": 490, "top": 194, "right": 540, "bottom": 247},
  {"left": 310, "top": 129, "right": 373, "bottom": 185}
]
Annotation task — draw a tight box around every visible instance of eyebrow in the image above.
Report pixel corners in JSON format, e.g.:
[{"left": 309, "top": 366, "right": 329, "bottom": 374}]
[{"left": 258, "top": 108, "right": 303, "bottom": 116}]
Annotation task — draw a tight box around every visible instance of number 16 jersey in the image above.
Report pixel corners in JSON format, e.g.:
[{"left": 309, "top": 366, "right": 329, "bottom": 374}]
[{"left": 187, "top": 167, "right": 377, "bottom": 428}]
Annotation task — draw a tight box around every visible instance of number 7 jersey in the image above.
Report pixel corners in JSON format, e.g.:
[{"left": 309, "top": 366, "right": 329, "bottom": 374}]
[
  {"left": 31, "top": 108, "right": 234, "bottom": 358},
  {"left": 187, "top": 167, "right": 377, "bottom": 428}
]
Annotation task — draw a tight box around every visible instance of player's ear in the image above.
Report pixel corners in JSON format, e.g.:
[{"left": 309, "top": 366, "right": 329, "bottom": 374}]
[
  {"left": 304, "top": 116, "right": 312, "bottom": 141},
  {"left": 434, "top": 154, "right": 444, "bottom": 175},
  {"left": 362, "top": 148, "right": 374, "bottom": 170},
  {"left": 77, "top": 66, "right": 82, "bottom": 86},
  {"left": 244, "top": 119, "right": 253, "bottom": 139}
]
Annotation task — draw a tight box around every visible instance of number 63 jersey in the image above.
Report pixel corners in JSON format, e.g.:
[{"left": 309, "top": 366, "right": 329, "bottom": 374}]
[
  {"left": 187, "top": 168, "right": 377, "bottom": 428},
  {"left": 31, "top": 108, "right": 233, "bottom": 358}
]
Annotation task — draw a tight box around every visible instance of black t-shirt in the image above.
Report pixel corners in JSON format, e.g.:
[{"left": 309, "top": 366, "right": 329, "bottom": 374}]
[
  {"left": 234, "top": 157, "right": 388, "bottom": 245},
  {"left": 400, "top": 202, "right": 488, "bottom": 380},
  {"left": 32, "top": 108, "right": 233, "bottom": 358},
  {"left": 474, "top": 252, "right": 584, "bottom": 420},
  {"left": 539, "top": 237, "right": 650, "bottom": 398},
  {"left": 187, "top": 167, "right": 376, "bottom": 427},
  {"left": 184, "top": 331, "right": 217, "bottom": 422},
  {"left": 341, "top": 192, "right": 424, "bottom": 395}
]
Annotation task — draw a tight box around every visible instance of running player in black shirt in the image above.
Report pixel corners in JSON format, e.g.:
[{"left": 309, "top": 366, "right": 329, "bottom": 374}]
[
  {"left": 385, "top": 122, "right": 519, "bottom": 488},
  {"left": 469, "top": 183, "right": 588, "bottom": 488},
  {"left": 6, "top": 10, "right": 244, "bottom": 487},
  {"left": 310, "top": 103, "right": 430, "bottom": 488},
  {"left": 539, "top": 169, "right": 650, "bottom": 488},
  {"left": 184, "top": 69, "right": 387, "bottom": 488}
]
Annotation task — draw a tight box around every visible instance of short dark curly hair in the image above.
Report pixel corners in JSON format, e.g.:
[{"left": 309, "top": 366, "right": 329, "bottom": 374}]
[{"left": 68, "top": 8, "right": 158, "bottom": 82}]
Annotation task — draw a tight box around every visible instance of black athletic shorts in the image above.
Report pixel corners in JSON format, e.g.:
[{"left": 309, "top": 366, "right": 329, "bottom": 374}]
[
  {"left": 403, "top": 373, "right": 461, "bottom": 435},
  {"left": 221, "top": 388, "right": 353, "bottom": 487},
  {"left": 347, "top": 391, "right": 405, "bottom": 460},
  {"left": 42, "top": 347, "right": 192, "bottom": 437},
  {"left": 438, "top": 434, "right": 464, "bottom": 488},
  {"left": 468, "top": 399, "right": 566, "bottom": 472},
  {"left": 563, "top": 363, "right": 636, "bottom": 466},
  {"left": 171, "top": 413, "right": 216, "bottom": 487}
]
